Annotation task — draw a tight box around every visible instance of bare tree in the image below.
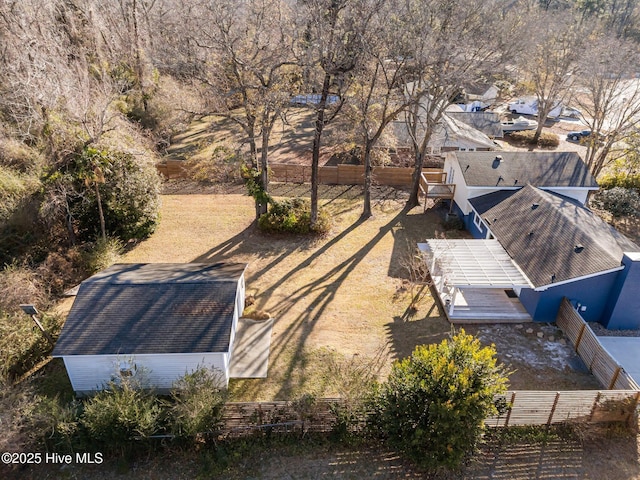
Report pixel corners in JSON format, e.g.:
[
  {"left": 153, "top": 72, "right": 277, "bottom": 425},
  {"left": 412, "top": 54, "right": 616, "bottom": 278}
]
[
  {"left": 518, "top": 12, "right": 582, "bottom": 142},
  {"left": 348, "top": 3, "right": 418, "bottom": 219},
  {"left": 574, "top": 33, "right": 640, "bottom": 179},
  {"left": 297, "top": 0, "right": 378, "bottom": 227},
  {"left": 404, "top": 0, "right": 519, "bottom": 209},
  {"left": 187, "top": 0, "right": 299, "bottom": 217}
]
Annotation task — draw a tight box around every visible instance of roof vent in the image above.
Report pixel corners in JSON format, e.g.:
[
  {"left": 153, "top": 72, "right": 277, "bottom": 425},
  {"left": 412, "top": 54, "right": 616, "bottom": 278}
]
[
  {"left": 528, "top": 231, "right": 534, "bottom": 236},
  {"left": 531, "top": 203, "right": 539, "bottom": 210},
  {"left": 551, "top": 274, "right": 556, "bottom": 283},
  {"left": 574, "top": 244, "right": 584, "bottom": 253}
]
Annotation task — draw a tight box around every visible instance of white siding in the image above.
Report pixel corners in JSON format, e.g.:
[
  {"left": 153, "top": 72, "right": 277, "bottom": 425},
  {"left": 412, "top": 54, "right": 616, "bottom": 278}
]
[
  {"left": 444, "top": 154, "right": 470, "bottom": 214},
  {"left": 60, "top": 272, "right": 247, "bottom": 395},
  {"left": 62, "top": 352, "right": 229, "bottom": 395},
  {"left": 541, "top": 187, "right": 591, "bottom": 206}
]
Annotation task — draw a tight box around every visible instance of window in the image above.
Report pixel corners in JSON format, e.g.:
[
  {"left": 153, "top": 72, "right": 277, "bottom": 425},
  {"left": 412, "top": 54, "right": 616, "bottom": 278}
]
[{"left": 473, "top": 212, "right": 482, "bottom": 230}]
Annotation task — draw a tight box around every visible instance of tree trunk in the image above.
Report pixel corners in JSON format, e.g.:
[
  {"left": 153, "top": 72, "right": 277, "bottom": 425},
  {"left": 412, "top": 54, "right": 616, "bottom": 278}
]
[
  {"left": 532, "top": 115, "right": 544, "bottom": 143},
  {"left": 95, "top": 183, "right": 106, "bottom": 241},
  {"left": 258, "top": 123, "right": 270, "bottom": 217},
  {"left": 311, "top": 73, "right": 332, "bottom": 229},
  {"left": 407, "top": 150, "right": 425, "bottom": 209},
  {"left": 361, "top": 140, "right": 373, "bottom": 219}
]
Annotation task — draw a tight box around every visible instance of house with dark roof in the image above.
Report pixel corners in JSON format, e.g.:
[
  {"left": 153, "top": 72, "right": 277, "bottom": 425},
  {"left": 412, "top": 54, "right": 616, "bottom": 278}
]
[
  {"left": 52, "top": 263, "right": 247, "bottom": 395},
  {"left": 421, "top": 151, "right": 640, "bottom": 328}
]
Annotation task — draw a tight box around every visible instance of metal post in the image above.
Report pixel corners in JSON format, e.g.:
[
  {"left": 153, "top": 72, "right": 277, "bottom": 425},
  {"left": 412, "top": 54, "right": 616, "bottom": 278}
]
[{"left": 20, "top": 304, "right": 54, "bottom": 346}]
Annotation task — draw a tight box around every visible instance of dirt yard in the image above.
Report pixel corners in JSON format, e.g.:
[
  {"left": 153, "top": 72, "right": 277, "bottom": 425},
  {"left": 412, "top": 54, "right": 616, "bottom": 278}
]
[{"left": 117, "top": 184, "right": 599, "bottom": 399}]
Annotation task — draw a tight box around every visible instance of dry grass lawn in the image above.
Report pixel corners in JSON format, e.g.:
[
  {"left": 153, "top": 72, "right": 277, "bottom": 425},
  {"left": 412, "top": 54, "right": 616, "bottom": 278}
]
[
  {"left": 123, "top": 184, "right": 456, "bottom": 400},
  {"left": 120, "top": 183, "right": 599, "bottom": 401}
]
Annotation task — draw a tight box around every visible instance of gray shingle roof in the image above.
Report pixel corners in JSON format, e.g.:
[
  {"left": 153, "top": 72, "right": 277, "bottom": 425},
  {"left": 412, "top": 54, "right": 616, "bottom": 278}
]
[
  {"left": 52, "top": 263, "right": 247, "bottom": 356},
  {"left": 446, "top": 112, "right": 503, "bottom": 138},
  {"left": 454, "top": 151, "right": 599, "bottom": 188},
  {"left": 481, "top": 186, "right": 638, "bottom": 288},
  {"left": 468, "top": 190, "right": 518, "bottom": 215}
]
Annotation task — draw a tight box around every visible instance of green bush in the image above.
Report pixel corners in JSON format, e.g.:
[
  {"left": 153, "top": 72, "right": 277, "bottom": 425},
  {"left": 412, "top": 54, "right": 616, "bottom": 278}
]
[
  {"left": 169, "top": 367, "right": 228, "bottom": 439},
  {"left": 83, "top": 237, "right": 124, "bottom": 274},
  {"left": 598, "top": 173, "right": 640, "bottom": 190},
  {"left": 25, "top": 396, "right": 84, "bottom": 453},
  {"left": 591, "top": 187, "right": 640, "bottom": 218},
  {"left": 258, "top": 198, "right": 331, "bottom": 234},
  {"left": 368, "top": 330, "right": 509, "bottom": 469},
  {"left": 45, "top": 147, "right": 161, "bottom": 242},
  {"left": 80, "top": 380, "right": 164, "bottom": 452},
  {"left": 509, "top": 130, "right": 559, "bottom": 147}
]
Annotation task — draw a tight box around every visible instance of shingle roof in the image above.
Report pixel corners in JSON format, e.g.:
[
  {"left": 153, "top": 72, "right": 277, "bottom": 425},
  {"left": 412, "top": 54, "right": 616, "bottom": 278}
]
[
  {"left": 454, "top": 151, "right": 599, "bottom": 188},
  {"left": 468, "top": 190, "right": 518, "bottom": 214},
  {"left": 481, "top": 186, "right": 638, "bottom": 288},
  {"left": 446, "top": 112, "right": 503, "bottom": 138},
  {"left": 52, "top": 263, "right": 247, "bottom": 356}
]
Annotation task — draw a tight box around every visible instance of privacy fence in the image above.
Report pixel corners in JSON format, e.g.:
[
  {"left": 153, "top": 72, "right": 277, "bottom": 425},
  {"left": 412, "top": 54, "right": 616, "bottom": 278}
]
[
  {"left": 218, "top": 391, "right": 640, "bottom": 438},
  {"left": 556, "top": 298, "right": 640, "bottom": 390},
  {"left": 156, "top": 159, "right": 445, "bottom": 187}
]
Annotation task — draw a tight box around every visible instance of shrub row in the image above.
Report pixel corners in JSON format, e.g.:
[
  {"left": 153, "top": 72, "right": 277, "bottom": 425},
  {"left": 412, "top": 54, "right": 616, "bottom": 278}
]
[
  {"left": 509, "top": 130, "right": 560, "bottom": 147},
  {"left": 24, "top": 332, "right": 507, "bottom": 472},
  {"left": 598, "top": 173, "right": 640, "bottom": 190},
  {"left": 29, "top": 368, "right": 228, "bottom": 455}
]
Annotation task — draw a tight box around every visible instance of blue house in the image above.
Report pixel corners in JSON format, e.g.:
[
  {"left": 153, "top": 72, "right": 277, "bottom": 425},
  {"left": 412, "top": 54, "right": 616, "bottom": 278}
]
[{"left": 421, "top": 151, "right": 640, "bottom": 329}]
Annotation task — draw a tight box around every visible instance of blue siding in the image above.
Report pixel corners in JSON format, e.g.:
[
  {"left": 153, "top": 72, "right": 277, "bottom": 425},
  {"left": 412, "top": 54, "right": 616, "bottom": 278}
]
[
  {"left": 602, "top": 254, "right": 640, "bottom": 329},
  {"left": 451, "top": 201, "right": 486, "bottom": 239},
  {"left": 519, "top": 271, "right": 619, "bottom": 322}
]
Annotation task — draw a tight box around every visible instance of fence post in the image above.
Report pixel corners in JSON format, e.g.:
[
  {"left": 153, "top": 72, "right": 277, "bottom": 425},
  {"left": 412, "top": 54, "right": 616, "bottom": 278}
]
[
  {"left": 574, "top": 323, "right": 587, "bottom": 352},
  {"left": 627, "top": 391, "right": 640, "bottom": 425},
  {"left": 504, "top": 392, "right": 516, "bottom": 427},
  {"left": 547, "top": 392, "right": 560, "bottom": 426},
  {"left": 609, "top": 367, "right": 622, "bottom": 390},
  {"left": 588, "top": 392, "right": 602, "bottom": 422}
]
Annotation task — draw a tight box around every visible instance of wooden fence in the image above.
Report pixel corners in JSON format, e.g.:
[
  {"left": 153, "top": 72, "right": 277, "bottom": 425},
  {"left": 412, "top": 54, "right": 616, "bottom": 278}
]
[
  {"left": 486, "top": 390, "right": 639, "bottom": 427},
  {"left": 156, "top": 159, "right": 186, "bottom": 179},
  {"left": 156, "top": 159, "right": 445, "bottom": 187},
  {"left": 556, "top": 298, "right": 640, "bottom": 390},
  {"left": 217, "top": 390, "right": 639, "bottom": 437},
  {"left": 269, "top": 164, "right": 445, "bottom": 187}
]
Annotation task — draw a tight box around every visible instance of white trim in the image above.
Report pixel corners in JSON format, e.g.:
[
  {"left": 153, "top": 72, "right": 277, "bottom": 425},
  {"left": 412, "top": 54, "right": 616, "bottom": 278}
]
[
  {"left": 466, "top": 186, "right": 597, "bottom": 193},
  {"left": 534, "top": 265, "right": 625, "bottom": 291},
  {"left": 473, "top": 211, "right": 482, "bottom": 229},
  {"left": 467, "top": 202, "right": 485, "bottom": 231}
]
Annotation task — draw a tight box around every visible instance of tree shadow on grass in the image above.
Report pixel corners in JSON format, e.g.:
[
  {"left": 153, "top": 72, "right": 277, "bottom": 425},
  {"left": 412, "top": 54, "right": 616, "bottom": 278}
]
[
  {"left": 191, "top": 222, "right": 324, "bottom": 287},
  {"left": 385, "top": 291, "right": 450, "bottom": 362},
  {"left": 251, "top": 207, "right": 422, "bottom": 399}
]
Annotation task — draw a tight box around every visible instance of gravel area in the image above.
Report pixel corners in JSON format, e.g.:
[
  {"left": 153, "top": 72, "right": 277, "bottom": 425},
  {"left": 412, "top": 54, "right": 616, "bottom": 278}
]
[{"left": 588, "top": 322, "right": 640, "bottom": 337}]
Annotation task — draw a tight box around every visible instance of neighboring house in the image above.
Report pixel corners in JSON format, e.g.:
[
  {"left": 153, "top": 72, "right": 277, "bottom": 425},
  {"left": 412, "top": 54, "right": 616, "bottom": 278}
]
[
  {"left": 52, "top": 262, "right": 247, "bottom": 395},
  {"left": 446, "top": 112, "right": 503, "bottom": 139},
  {"left": 422, "top": 151, "right": 640, "bottom": 329},
  {"left": 465, "top": 82, "right": 499, "bottom": 106},
  {"left": 453, "top": 83, "right": 500, "bottom": 111},
  {"left": 392, "top": 111, "right": 499, "bottom": 154}
]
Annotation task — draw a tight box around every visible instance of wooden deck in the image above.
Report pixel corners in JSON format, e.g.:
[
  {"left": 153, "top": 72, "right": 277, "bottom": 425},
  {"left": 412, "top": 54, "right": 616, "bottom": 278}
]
[
  {"left": 447, "top": 288, "right": 532, "bottom": 324},
  {"left": 419, "top": 171, "right": 455, "bottom": 211}
]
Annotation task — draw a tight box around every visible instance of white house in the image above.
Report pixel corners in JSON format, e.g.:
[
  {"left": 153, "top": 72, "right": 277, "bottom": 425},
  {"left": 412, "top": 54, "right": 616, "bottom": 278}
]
[
  {"left": 443, "top": 151, "right": 600, "bottom": 219},
  {"left": 52, "top": 263, "right": 247, "bottom": 395}
]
